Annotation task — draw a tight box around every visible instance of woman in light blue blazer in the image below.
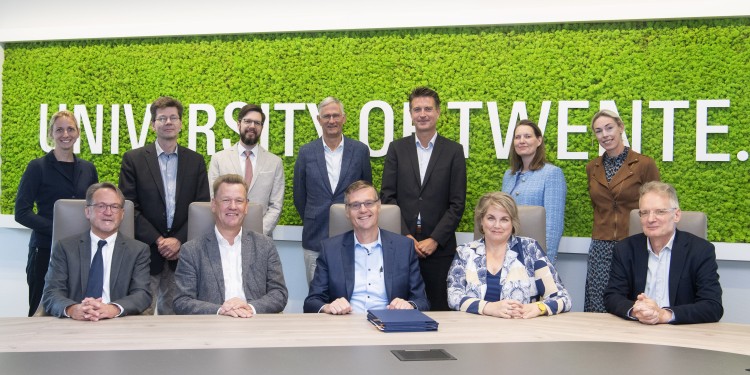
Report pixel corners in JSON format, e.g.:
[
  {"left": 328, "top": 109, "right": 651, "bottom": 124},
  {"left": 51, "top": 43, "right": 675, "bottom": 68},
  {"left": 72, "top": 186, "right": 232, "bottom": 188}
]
[{"left": 502, "top": 119, "right": 566, "bottom": 262}]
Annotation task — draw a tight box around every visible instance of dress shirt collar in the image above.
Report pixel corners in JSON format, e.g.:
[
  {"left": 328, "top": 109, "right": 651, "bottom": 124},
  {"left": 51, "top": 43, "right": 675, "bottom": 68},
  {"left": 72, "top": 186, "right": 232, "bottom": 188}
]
[
  {"left": 415, "top": 132, "right": 437, "bottom": 150},
  {"left": 155, "top": 140, "right": 178, "bottom": 156},
  {"left": 353, "top": 229, "right": 382, "bottom": 252},
  {"left": 237, "top": 142, "right": 258, "bottom": 158},
  {"left": 647, "top": 231, "right": 676, "bottom": 256},
  {"left": 215, "top": 226, "right": 243, "bottom": 246},
  {"left": 323, "top": 136, "right": 344, "bottom": 152}
]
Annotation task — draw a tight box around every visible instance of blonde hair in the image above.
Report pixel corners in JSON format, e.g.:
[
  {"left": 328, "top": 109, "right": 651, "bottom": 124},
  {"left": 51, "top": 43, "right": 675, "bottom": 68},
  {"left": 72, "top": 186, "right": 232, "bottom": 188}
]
[{"left": 474, "top": 192, "right": 520, "bottom": 235}]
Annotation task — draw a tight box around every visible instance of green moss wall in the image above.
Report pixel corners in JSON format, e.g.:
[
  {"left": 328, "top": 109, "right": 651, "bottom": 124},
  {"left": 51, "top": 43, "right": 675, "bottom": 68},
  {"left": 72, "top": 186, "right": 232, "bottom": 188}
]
[{"left": 2, "top": 19, "right": 749, "bottom": 242}]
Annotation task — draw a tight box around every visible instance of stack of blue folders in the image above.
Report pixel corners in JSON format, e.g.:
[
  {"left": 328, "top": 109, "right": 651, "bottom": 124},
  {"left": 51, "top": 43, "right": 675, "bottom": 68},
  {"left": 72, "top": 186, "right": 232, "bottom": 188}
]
[{"left": 366, "top": 309, "right": 438, "bottom": 332}]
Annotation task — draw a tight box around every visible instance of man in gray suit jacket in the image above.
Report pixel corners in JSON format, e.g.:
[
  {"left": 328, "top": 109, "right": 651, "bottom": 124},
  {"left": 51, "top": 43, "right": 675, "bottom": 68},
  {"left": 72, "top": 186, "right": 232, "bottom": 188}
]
[
  {"left": 174, "top": 174, "right": 288, "bottom": 316},
  {"left": 43, "top": 183, "right": 151, "bottom": 320},
  {"left": 208, "top": 104, "right": 284, "bottom": 237},
  {"left": 293, "top": 97, "right": 372, "bottom": 284}
]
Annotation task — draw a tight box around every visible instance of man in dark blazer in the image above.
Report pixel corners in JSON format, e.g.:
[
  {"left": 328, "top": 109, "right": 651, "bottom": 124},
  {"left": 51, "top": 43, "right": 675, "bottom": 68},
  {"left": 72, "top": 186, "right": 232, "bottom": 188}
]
[
  {"left": 43, "top": 183, "right": 151, "bottom": 320},
  {"left": 304, "top": 181, "right": 428, "bottom": 314},
  {"left": 119, "top": 96, "right": 210, "bottom": 315},
  {"left": 604, "top": 181, "right": 723, "bottom": 324},
  {"left": 293, "top": 97, "right": 372, "bottom": 284},
  {"left": 174, "top": 174, "right": 287, "bottom": 316},
  {"left": 380, "top": 87, "right": 466, "bottom": 311}
]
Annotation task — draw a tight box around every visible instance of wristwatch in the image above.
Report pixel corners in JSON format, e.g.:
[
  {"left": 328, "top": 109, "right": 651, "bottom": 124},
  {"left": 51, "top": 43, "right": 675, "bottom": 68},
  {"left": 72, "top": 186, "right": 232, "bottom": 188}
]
[{"left": 536, "top": 302, "right": 548, "bottom": 316}]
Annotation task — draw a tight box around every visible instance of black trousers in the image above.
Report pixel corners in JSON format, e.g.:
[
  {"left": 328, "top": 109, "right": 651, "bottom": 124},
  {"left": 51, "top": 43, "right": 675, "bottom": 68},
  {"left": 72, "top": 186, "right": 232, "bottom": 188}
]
[
  {"left": 418, "top": 254, "right": 453, "bottom": 311},
  {"left": 26, "top": 246, "right": 51, "bottom": 317}
]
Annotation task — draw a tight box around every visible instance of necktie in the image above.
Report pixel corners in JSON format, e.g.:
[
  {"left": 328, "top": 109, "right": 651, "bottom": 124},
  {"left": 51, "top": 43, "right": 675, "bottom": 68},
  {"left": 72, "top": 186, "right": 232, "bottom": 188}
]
[
  {"left": 244, "top": 150, "right": 253, "bottom": 186},
  {"left": 85, "top": 240, "right": 107, "bottom": 298}
]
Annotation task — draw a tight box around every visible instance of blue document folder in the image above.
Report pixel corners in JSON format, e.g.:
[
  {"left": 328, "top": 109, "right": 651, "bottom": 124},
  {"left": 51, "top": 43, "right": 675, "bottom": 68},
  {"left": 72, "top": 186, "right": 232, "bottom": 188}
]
[{"left": 366, "top": 309, "right": 438, "bottom": 332}]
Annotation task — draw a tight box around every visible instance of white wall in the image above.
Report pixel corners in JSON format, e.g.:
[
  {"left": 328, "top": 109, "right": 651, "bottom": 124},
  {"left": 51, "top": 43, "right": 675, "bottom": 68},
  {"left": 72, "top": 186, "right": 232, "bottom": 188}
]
[{"left": 1, "top": 0, "right": 749, "bottom": 42}]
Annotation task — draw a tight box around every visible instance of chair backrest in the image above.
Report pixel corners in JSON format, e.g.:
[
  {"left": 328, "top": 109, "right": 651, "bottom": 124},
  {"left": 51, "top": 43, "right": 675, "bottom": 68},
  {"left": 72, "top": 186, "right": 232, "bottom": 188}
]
[
  {"left": 628, "top": 209, "right": 708, "bottom": 239},
  {"left": 187, "top": 201, "right": 264, "bottom": 241},
  {"left": 51, "top": 199, "right": 135, "bottom": 246},
  {"left": 329, "top": 204, "right": 402, "bottom": 237},
  {"left": 473, "top": 205, "right": 547, "bottom": 251},
  {"left": 38, "top": 199, "right": 135, "bottom": 317}
]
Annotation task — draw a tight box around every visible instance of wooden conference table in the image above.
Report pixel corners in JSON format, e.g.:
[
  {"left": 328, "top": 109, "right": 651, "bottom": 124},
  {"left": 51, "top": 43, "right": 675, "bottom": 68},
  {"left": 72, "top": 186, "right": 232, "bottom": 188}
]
[{"left": 1, "top": 312, "right": 748, "bottom": 374}]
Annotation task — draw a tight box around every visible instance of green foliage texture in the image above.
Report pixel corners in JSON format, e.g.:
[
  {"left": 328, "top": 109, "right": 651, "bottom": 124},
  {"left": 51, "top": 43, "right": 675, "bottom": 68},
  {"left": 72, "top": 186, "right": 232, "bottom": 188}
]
[{"left": 2, "top": 19, "right": 749, "bottom": 242}]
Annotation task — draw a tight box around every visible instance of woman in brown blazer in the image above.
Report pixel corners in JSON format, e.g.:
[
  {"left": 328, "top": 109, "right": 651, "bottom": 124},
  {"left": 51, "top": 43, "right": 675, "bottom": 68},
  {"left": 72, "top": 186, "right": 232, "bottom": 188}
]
[{"left": 584, "top": 110, "right": 660, "bottom": 312}]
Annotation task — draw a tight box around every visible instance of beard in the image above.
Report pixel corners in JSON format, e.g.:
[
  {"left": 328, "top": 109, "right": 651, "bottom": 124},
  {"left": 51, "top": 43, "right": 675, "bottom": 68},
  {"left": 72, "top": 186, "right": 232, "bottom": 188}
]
[{"left": 241, "top": 129, "right": 260, "bottom": 146}]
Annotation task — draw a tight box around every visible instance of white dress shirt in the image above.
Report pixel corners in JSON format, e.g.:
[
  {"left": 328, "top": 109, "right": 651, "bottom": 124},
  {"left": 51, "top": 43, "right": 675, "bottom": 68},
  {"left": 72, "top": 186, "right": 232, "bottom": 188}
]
[
  {"left": 323, "top": 136, "right": 344, "bottom": 192},
  {"left": 215, "top": 226, "right": 247, "bottom": 304}
]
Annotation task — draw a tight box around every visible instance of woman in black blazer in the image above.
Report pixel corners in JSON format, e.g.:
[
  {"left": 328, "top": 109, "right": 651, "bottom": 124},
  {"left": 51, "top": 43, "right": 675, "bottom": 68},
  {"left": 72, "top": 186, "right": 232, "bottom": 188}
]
[{"left": 15, "top": 110, "right": 98, "bottom": 316}]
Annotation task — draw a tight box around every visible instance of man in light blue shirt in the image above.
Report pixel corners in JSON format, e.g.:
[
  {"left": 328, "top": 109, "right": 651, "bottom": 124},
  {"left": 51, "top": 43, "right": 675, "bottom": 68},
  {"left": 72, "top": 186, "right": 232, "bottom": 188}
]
[{"left": 303, "top": 180, "right": 429, "bottom": 314}]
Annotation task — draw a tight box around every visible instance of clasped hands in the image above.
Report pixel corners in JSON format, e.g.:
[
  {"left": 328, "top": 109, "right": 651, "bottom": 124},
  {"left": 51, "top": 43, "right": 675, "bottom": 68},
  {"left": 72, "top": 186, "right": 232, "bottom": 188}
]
[
  {"left": 406, "top": 235, "right": 437, "bottom": 258},
  {"left": 631, "top": 293, "right": 672, "bottom": 325},
  {"left": 482, "top": 299, "right": 544, "bottom": 319},
  {"left": 322, "top": 297, "right": 414, "bottom": 315},
  {"left": 218, "top": 297, "right": 254, "bottom": 318},
  {"left": 66, "top": 297, "right": 120, "bottom": 321},
  {"left": 156, "top": 236, "right": 181, "bottom": 260}
]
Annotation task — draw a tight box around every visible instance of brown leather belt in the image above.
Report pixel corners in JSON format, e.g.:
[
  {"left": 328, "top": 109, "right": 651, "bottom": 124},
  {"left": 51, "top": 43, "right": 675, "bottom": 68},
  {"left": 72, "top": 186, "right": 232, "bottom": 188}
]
[{"left": 415, "top": 225, "right": 422, "bottom": 234}]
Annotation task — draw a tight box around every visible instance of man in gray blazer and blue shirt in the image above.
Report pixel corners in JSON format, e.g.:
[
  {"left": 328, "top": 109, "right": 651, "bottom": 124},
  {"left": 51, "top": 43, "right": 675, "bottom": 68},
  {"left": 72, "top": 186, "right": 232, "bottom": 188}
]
[
  {"left": 208, "top": 104, "right": 284, "bottom": 237},
  {"left": 293, "top": 97, "right": 372, "bottom": 284},
  {"left": 43, "top": 183, "right": 151, "bottom": 320},
  {"left": 174, "top": 174, "right": 288, "bottom": 316}
]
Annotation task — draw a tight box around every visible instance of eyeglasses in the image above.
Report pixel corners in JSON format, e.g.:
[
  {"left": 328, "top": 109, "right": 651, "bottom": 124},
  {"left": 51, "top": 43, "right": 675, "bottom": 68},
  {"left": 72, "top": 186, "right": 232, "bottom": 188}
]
[
  {"left": 320, "top": 113, "right": 343, "bottom": 121},
  {"left": 88, "top": 203, "right": 123, "bottom": 213},
  {"left": 241, "top": 119, "right": 263, "bottom": 127},
  {"left": 154, "top": 116, "right": 181, "bottom": 124},
  {"left": 638, "top": 208, "right": 677, "bottom": 218},
  {"left": 219, "top": 198, "right": 248, "bottom": 207},
  {"left": 347, "top": 199, "right": 379, "bottom": 210}
]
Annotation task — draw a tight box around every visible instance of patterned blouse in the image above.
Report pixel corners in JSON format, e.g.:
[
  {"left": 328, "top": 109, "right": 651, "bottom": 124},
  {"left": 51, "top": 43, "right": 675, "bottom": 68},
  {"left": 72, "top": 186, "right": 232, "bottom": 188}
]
[{"left": 447, "top": 236, "right": 572, "bottom": 315}]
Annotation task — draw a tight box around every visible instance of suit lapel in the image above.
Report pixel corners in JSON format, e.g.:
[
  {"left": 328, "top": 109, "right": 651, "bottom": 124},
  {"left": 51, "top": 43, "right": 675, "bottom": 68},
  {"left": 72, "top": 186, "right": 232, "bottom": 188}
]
[
  {"left": 79, "top": 233, "right": 92, "bottom": 296},
  {"left": 109, "top": 233, "right": 126, "bottom": 294},
  {"left": 421, "top": 135, "right": 442, "bottom": 189},
  {"left": 590, "top": 157, "right": 609, "bottom": 188},
  {"left": 334, "top": 138, "right": 355, "bottom": 196},
  {"left": 633, "top": 235, "right": 649, "bottom": 295},
  {"left": 241, "top": 231, "right": 256, "bottom": 298},
  {"left": 144, "top": 143, "right": 167, "bottom": 205},
  {"left": 607, "top": 150, "right": 636, "bottom": 190},
  {"left": 228, "top": 144, "right": 243, "bottom": 177},
  {"left": 405, "top": 134, "right": 422, "bottom": 189},
  {"left": 205, "top": 235, "right": 226, "bottom": 300},
  {"left": 313, "top": 138, "right": 333, "bottom": 195},
  {"left": 668, "top": 230, "right": 687, "bottom": 305},
  {"left": 381, "top": 231, "right": 394, "bottom": 301},
  {"left": 342, "top": 232, "right": 356, "bottom": 299}
]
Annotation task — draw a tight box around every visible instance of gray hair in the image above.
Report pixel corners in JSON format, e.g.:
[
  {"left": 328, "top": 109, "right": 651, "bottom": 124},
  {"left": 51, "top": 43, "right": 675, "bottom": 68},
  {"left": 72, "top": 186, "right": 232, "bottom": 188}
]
[{"left": 317, "top": 96, "right": 345, "bottom": 115}]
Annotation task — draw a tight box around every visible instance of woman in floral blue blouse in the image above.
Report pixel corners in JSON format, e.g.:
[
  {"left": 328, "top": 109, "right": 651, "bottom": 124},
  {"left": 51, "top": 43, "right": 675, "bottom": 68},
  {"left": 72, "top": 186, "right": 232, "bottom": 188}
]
[{"left": 447, "top": 192, "right": 571, "bottom": 318}]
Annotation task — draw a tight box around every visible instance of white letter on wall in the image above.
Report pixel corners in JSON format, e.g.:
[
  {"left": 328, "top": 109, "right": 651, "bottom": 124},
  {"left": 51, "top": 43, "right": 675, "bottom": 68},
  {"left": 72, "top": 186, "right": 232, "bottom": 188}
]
[
  {"left": 558, "top": 101, "right": 589, "bottom": 160},
  {"left": 74, "top": 104, "right": 103, "bottom": 155},
  {"left": 360, "top": 100, "right": 394, "bottom": 157},
  {"left": 124, "top": 104, "right": 151, "bottom": 150},
  {"left": 39, "top": 104, "right": 52, "bottom": 152},
  {"left": 111, "top": 105, "right": 120, "bottom": 154},
  {"left": 448, "top": 101, "right": 482, "bottom": 158},
  {"left": 222, "top": 101, "right": 245, "bottom": 151},
  {"left": 649, "top": 100, "right": 689, "bottom": 162},
  {"left": 487, "top": 102, "right": 514, "bottom": 159},
  {"left": 188, "top": 104, "right": 216, "bottom": 154},
  {"left": 274, "top": 103, "right": 307, "bottom": 156},
  {"left": 402, "top": 103, "right": 415, "bottom": 137},
  {"left": 696, "top": 99, "right": 730, "bottom": 162}
]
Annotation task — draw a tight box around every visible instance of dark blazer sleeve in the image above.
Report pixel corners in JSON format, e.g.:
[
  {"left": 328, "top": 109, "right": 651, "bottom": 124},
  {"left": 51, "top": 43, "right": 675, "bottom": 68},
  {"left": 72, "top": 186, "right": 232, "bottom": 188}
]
[
  {"left": 604, "top": 237, "right": 640, "bottom": 320},
  {"left": 15, "top": 159, "right": 52, "bottom": 236},
  {"left": 42, "top": 237, "right": 81, "bottom": 318},
  {"left": 669, "top": 233, "right": 723, "bottom": 324},
  {"left": 292, "top": 146, "right": 308, "bottom": 219},
  {"left": 303, "top": 236, "right": 337, "bottom": 313},
  {"left": 119, "top": 150, "right": 162, "bottom": 246},
  {"left": 429, "top": 139, "right": 467, "bottom": 247},
  {"left": 399, "top": 234, "right": 429, "bottom": 310},
  {"left": 111, "top": 239, "right": 152, "bottom": 316},
  {"left": 356, "top": 141, "right": 373, "bottom": 184},
  {"left": 171, "top": 148, "right": 210, "bottom": 244},
  {"left": 173, "top": 238, "right": 221, "bottom": 315},
  {"left": 380, "top": 142, "right": 409, "bottom": 235}
]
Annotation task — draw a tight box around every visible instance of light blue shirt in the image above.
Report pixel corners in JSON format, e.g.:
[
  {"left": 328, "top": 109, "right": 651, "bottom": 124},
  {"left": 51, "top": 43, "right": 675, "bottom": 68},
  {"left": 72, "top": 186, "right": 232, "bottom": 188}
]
[
  {"left": 155, "top": 141, "right": 178, "bottom": 229},
  {"left": 415, "top": 132, "right": 437, "bottom": 224},
  {"left": 502, "top": 163, "right": 567, "bottom": 262},
  {"left": 323, "top": 137, "right": 344, "bottom": 193},
  {"left": 350, "top": 230, "right": 388, "bottom": 313},
  {"left": 646, "top": 232, "right": 675, "bottom": 309}
]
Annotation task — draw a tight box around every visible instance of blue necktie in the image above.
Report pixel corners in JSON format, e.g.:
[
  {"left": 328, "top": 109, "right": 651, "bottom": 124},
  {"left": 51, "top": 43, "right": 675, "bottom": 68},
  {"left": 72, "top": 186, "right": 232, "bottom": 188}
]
[{"left": 85, "top": 240, "right": 107, "bottom": 298}]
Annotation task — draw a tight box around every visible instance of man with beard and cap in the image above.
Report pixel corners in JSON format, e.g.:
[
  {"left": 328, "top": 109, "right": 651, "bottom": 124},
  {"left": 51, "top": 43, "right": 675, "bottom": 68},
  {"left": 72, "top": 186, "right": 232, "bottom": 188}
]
[{"left": 209, "top": 104, "right": 285, "bottom": 237}]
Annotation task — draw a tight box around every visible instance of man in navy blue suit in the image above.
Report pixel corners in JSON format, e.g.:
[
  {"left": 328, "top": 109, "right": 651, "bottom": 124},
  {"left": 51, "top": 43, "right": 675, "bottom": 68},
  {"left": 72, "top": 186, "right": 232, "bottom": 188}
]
[
  {"left": 293, "top": 97, "right": 372, "bottom": 285},
  {"left": 604, "top": 181, "right": 723, "bottom": 324},
  {"left": 304, "top": 180, "right": 429, "bottom": 314}
]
